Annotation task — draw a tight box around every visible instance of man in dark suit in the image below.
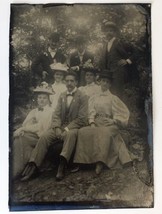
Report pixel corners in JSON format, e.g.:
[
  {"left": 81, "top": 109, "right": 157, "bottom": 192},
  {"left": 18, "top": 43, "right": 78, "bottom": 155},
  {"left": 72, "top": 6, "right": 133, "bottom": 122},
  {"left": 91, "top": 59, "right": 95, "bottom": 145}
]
[
  {"left": 21, "top": 71, "right": 88, "bottom": 181},
  {"left": 31, "top": 32, "right": 66, "bottom": 86},
  {"left": 69, "top": 35, "right": 94, "bottom": 86},
  {"left": 100, "top": 22, "right": 138, "bottom": 98}
]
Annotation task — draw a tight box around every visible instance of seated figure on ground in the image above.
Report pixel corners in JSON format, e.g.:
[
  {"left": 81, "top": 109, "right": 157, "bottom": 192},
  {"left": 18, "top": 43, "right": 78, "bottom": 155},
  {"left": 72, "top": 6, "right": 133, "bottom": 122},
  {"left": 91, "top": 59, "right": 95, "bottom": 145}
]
[
  {"left": 20, "top": 71, "right": 88, "bottom": 181},
  {"left": 73, "top": 70, "right": 132, "bottom": 175},
  {"left": 12, "top": 83, "right": 53, "bottom": 179}
]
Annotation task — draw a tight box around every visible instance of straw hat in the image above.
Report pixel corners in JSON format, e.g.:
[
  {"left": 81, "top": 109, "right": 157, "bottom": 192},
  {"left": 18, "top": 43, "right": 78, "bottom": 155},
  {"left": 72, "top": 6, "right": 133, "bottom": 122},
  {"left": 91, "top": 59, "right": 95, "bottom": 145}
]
[
  {"left": 33, "top": 82, "right": 53, "bottom": 95},
  {"left": 50, "top": 62, "right": 68, "bottom": 74}
]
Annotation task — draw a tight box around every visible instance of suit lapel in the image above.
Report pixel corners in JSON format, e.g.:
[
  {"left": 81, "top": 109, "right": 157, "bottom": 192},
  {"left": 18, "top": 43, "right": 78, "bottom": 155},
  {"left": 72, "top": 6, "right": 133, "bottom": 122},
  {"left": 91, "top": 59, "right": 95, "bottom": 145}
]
[
  {"left": 68, "top": 91, "right": 78, "bottom": 116},
  {"left": 61, "top": 93, "right": 67, "bottom": 119}
]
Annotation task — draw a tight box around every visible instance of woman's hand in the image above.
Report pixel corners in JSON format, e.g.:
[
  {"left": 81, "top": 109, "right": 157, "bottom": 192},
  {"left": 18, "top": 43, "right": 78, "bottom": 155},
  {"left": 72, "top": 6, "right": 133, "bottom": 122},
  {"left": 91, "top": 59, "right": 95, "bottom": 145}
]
[
  {"left": 55, "top": 128, "right": 62, "bottom": 138},
  {"left": 13, "top": 127, "right": 25, "bottom": 137},
  {"left": 117, "top": 59, "right": 127, "bottom": 67}
]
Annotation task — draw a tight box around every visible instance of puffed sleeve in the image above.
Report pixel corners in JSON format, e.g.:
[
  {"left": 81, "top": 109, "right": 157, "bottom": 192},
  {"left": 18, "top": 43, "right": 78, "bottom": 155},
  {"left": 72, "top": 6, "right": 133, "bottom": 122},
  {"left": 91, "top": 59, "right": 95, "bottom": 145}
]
[
  {"left": 88, "top": 95, "right": 97, "bottom": 124},
  {"left": 112, "top": 96, "right": 130, "bottom": 127}
]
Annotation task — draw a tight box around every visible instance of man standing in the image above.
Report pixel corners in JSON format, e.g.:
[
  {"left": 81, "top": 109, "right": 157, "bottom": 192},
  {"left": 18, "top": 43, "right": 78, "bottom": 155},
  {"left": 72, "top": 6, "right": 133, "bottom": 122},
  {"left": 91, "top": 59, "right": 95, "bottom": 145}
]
[
  {"left": 31, "top": 32, "right": 66, "bottom": 86},
  {"left": 100, "top": 21, "right": 137, "bottom": 98},
  {"left": 21, "top": 71, "right": 88, "bottom": 181},
  {"left": 69, "top": 35, "right": 94, "bottom": 86}
]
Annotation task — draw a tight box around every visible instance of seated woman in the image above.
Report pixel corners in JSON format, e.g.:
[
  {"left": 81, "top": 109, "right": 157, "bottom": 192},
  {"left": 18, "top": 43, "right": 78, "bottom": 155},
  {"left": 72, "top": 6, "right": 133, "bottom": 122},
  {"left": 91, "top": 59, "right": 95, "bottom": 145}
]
[
  {"left": 73, "top": 70, "right": 132, "bottom": 175},
  {"left": 12, "top": 83, "right": 53, "bottom": 179},
  {"left": 50, "top": 63, "right": 67, "bottom": 111}
]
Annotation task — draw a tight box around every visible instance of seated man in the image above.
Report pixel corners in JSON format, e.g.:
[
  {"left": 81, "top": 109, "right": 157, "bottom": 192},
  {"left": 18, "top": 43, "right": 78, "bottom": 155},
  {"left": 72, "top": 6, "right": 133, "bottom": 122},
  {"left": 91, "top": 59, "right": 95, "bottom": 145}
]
[{"left": 21, "top": 71, "right": 88, "bottom": 181}]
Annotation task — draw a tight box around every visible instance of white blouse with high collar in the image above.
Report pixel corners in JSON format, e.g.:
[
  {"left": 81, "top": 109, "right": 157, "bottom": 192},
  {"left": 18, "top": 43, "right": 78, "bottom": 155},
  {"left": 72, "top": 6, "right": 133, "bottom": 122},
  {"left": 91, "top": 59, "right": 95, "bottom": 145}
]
[
  {"left": 88, "top": 89, "right": 130, "bottom": 127},
  {"left": 22, "top": 105, "right": 53, "bottom": 137},
  {"left": 50, "top": 82, "right": 67, "bottom": 110}
]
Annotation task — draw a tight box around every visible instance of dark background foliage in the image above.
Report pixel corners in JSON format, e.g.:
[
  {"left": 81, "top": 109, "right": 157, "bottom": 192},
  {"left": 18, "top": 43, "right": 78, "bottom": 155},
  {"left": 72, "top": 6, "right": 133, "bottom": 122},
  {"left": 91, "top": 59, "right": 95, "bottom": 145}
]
[{"left": 10, "top": 4, "right": 151, "bottom": 126}]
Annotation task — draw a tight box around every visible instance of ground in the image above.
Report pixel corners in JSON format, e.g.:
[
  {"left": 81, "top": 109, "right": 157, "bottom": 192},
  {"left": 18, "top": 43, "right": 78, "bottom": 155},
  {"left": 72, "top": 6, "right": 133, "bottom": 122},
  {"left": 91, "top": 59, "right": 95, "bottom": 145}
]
[{"left": 11, "top": 159, "right": 153, "bottom": 209}]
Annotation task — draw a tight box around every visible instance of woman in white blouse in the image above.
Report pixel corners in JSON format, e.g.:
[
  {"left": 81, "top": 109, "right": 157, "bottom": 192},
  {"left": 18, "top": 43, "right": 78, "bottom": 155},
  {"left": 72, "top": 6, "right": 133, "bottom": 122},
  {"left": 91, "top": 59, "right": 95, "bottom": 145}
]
[
  {"left": 50, "top": 63, "right": 67, "bottom": 111},
  {"left": 12, "top": 83, "right": 53, "bottom": 179},
  {"left": 73, "top": 70, "right": 132, "bottom": 174}
]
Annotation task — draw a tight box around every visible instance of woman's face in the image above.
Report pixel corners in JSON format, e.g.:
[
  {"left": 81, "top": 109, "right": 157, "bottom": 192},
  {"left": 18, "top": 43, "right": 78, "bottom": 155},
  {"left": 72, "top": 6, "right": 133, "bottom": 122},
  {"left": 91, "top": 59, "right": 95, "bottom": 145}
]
[
  {"left": 100, "top": 78, "right": 111, "bottom": 91},
  {"left": 37, "top": 94, "right": 49, "bottom": 107},
  {"left": 54, "top": 71, "right": 64, "bottom": 83},
  {"left": 85, "top": 72, "right": 95, "bottom": 85}
]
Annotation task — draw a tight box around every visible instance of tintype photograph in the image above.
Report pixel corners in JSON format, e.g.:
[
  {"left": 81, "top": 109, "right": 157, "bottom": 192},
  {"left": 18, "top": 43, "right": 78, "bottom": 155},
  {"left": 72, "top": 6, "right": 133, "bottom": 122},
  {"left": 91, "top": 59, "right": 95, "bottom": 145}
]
[{"left": 9, "top": 3, "right": 153, "bottom": 211}]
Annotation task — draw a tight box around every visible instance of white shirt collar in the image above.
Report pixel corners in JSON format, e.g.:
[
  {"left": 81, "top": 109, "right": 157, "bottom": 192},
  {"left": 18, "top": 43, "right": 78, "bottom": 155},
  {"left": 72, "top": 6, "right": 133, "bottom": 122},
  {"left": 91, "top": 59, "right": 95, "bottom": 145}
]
[
  {"left": 86, "top": 82, "right": 95, "bottom": 87},
  {"left": 108, "top": 37, "right": 116, "bottom": 43},
  {"left": 67, "top": 87, "right": 77, "bottom": 95},
  {"left": 78, "top": 49, "right": 85, "bottom": 56},
  {"left": 100, "top": 89, "right": 111, "bottom": 96}
]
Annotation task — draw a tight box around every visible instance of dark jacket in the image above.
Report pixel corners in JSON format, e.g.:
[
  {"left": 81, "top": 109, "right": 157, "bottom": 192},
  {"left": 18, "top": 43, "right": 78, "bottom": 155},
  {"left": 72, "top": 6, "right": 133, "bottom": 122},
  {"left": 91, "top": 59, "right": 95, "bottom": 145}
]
[
  {"left": 99, "top": 38, "right": 138, "bottom": 83},
  {"left": 69, "top": 50, "right": 94, "bottom": 67},
  {"left": 52, "top": 89, "right": 88, "bottom": 130},
  {"left": 31, "top": 49, "right": 66, "bottom": 86}
]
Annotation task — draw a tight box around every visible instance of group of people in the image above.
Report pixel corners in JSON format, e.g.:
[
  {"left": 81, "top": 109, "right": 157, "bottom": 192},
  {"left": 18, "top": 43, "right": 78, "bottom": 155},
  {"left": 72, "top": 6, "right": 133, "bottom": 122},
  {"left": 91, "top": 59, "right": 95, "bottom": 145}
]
[{"left": 12, "top": 21, "right": 137, "bottom": 181}]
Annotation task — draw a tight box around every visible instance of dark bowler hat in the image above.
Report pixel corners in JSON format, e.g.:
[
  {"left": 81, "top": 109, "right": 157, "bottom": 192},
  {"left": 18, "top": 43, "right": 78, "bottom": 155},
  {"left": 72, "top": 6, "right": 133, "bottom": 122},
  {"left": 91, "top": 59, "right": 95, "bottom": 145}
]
[
  {"left": 99, "top": 69, "right": 114, "bottom": 81},
  {"left": 102, "top": 21, "right": 118, "bottom": 32}
]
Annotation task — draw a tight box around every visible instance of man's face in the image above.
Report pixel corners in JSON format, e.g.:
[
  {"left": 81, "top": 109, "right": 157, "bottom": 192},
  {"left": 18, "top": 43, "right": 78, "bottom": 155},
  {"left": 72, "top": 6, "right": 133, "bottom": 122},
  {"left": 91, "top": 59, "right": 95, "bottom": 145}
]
[
  {"left": 37, "top": 94, "right": 49, "bottom": 107},
  {"left": 65, "top": 75, "right": 77, "bottom": 92},
  {"left": 54, "top": 71, "right": 64, "bottom": 83},
  {"left": 106, "top": 28, "right": 115, "bottom": 40},
  {"left": 85, "top": 72, "right": 95, "bottom": 85},
  {"left": 49, "top": 41, "right": 59, "bottom": 50},
  {"left": 100, "top": 78, "right": 111, "bottom": 91}
]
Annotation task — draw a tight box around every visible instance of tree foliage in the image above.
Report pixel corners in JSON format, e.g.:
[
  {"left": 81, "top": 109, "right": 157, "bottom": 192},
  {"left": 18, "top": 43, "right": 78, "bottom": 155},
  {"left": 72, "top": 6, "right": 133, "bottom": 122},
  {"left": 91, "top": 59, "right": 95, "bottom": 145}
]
[{"left": 10, "top": 4, "right": 151, "bottom": 105}]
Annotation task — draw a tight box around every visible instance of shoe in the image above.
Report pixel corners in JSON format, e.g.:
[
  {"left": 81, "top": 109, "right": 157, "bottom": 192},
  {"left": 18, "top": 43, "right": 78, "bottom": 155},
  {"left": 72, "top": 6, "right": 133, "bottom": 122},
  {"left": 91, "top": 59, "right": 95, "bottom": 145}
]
[
  {"left": 70, "top": 165, "right": 80, "bottom": 173},
  {"left": 95, "top": 162, "right": 104, "bottom": 175},
  {"left": 21, "top": 162, "right": 38, "bottom": 181},
  {"left": 56, "top": 156, "right": 66, "bottom": 181}
]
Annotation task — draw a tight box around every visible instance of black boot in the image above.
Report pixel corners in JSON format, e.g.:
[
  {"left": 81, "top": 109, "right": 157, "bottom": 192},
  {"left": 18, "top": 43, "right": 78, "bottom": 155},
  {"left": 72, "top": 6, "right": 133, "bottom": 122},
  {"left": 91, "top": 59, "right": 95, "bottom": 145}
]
[
  {"left": 21, "top": 162, "right": 38, "bottom": 181},
  {"left": 56, "top": 156, "right": 67, "bottom": 181}
]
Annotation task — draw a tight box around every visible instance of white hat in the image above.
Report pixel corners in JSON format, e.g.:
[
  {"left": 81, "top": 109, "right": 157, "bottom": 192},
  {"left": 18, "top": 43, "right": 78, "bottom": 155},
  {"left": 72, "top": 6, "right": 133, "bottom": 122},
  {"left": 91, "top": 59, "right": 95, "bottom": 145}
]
[
  {"left": 50, "top": 62, "right": 68, "bottom": 73},
  {"left": 33, "top": 82, "right": 53, "bottom": 95}
]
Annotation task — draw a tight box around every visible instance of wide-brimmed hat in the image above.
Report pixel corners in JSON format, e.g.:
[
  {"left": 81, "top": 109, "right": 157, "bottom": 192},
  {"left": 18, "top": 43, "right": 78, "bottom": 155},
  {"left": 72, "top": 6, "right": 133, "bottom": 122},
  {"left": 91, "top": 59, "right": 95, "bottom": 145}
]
[
  {"left": 33, "top": 82, "right": 53, "bottom": 95},
  {"left": 102, "top": 21, "right": 118, "bottom": 32},
  {"left": 50, "top": 63, "right": 68, "bottom": 74},
  {"left": 99, "top": 69, "right": 114, "bottom": 81}
]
